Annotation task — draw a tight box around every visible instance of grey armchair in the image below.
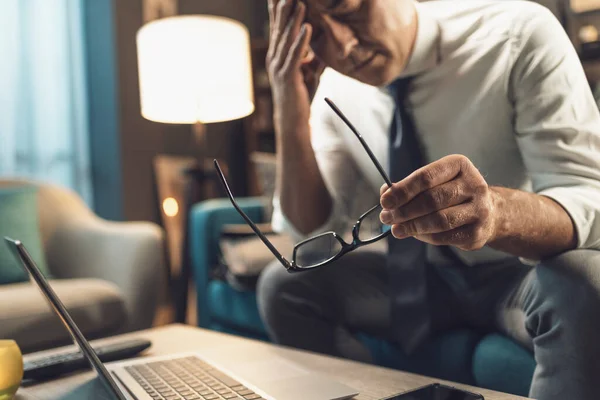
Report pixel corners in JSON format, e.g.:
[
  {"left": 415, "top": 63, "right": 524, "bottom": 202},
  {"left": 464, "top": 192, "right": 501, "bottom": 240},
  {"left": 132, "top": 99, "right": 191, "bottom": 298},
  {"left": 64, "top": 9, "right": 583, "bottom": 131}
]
[{"left": 0, "top": 179, "right": 166, "bottom": 353}]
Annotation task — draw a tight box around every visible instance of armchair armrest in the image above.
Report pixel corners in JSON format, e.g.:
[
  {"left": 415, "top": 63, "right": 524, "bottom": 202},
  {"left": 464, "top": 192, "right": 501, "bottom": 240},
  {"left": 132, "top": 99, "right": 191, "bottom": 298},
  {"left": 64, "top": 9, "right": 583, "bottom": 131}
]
[
  {"left": 220, "top": 223, "right": 276, "bottom": 237},
  {"left": 45, "top": 216, "right": 165, "bottom": 332},
  {"left": 189, "top": 197, "right": 267, "bottom": 328}
]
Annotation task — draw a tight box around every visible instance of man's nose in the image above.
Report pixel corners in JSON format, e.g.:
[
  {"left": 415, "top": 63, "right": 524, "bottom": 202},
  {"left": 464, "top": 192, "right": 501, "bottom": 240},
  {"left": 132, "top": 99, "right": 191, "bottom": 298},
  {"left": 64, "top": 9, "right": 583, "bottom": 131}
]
[{"left": 323, "top": 16, "right": 358, "bottom": 60}]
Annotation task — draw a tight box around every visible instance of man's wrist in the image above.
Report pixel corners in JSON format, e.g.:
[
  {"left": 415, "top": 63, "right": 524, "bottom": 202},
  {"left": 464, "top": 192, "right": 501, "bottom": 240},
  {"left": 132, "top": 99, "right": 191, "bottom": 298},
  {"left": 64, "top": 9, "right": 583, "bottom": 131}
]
[
  {"left": 488, "top": 186, "right": 508, "bottom": 246},
  {"left": 484, "top": 186, "right": 578, "bottom": 259},
  {"left": 274, "top": 117, "right": 311, "bottom": 140}
]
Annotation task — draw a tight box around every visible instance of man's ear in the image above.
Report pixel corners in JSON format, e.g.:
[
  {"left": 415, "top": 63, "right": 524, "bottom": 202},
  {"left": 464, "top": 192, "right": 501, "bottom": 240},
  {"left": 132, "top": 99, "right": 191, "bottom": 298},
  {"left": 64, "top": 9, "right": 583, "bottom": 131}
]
[{"left": 302, "top": 46, "right": 316, "bottom": 64}]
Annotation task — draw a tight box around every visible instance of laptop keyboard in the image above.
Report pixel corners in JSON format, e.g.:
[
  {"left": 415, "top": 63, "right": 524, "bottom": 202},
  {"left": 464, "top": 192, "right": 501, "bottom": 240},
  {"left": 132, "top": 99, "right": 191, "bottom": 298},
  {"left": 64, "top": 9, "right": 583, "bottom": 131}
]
[{"left": 125, "top": 356, "right": 264, "bottom": 400}]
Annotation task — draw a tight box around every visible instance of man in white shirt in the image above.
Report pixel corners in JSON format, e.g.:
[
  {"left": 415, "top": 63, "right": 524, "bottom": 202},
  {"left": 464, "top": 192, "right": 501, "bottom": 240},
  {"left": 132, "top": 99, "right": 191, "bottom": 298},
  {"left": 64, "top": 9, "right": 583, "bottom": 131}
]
[{"left": 256, "top": 0, "right": 600, "bottom": 399}]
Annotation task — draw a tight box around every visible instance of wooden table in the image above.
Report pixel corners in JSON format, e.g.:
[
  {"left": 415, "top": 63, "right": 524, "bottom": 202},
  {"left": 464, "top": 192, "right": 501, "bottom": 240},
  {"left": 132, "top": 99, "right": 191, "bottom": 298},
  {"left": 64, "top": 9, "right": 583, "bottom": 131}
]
[{"left": 16, "top": 324, "right": 530, "bottom": 400}]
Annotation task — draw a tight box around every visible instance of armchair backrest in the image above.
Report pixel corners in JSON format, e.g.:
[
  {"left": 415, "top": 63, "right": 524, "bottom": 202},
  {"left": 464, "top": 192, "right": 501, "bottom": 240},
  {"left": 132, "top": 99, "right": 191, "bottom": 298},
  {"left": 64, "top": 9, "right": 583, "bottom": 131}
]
[{"left": 0, "top": 179, "right": 95, "bottom": 253}]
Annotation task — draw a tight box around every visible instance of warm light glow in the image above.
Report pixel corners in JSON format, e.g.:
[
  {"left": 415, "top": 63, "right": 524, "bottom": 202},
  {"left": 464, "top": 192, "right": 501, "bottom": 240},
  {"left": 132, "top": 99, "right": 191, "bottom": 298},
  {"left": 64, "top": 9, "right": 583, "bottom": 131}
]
[
  {"left": 580, "top": 25, "right": 599, "bottom": 43},
  {"left": 136, "top": 15, "right": 255, "bottom": 124},
  {"left": 162, "top": 197, "right": 179, "bottom": 217}
]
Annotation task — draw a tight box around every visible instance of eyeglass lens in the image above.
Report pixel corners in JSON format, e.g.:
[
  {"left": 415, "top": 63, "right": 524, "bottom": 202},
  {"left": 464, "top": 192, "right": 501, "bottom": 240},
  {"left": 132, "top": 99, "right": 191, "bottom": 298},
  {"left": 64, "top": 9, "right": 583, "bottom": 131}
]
[
  {"left": 294, "top": 234, "right": 344, "bottom": 269},
  {"left": 357, "top": 204, "right": 391, "bottom": 242}
]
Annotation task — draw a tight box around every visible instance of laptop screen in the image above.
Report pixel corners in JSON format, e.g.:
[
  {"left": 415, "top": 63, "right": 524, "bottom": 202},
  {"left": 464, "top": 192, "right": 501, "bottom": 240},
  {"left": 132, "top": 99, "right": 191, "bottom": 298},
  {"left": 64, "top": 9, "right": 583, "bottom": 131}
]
[{"left": 4, "top": 237, "right": 128, "bottom": 400}]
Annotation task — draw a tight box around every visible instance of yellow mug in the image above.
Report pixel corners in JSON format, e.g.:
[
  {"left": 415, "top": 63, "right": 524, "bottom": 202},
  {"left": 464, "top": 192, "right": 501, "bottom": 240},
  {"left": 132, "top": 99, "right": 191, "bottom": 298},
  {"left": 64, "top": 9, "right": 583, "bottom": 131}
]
[{"left": 0, "top": 340, "right": 23, "bottom": 400}]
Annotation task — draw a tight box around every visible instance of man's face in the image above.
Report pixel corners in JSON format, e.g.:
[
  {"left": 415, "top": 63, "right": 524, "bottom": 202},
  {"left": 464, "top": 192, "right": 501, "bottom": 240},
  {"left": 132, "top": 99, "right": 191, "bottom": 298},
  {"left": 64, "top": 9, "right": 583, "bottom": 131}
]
[{"left": 303, "top": 0, "right": 414, "bottom": 86}]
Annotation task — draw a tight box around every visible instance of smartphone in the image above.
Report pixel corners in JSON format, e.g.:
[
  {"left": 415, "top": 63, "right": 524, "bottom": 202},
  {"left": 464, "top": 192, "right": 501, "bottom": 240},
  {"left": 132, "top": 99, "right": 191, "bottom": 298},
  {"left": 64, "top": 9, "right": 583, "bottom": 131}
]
[{"left": 381, "top": 383, "right": 484, "bottom": 400}]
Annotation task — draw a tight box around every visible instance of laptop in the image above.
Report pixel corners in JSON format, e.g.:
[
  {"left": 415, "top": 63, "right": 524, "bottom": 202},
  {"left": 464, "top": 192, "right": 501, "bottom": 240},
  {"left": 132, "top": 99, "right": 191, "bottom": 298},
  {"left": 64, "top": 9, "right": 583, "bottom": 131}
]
[{"left": 5, "top": 237, "right": 359, "bottom": 400}]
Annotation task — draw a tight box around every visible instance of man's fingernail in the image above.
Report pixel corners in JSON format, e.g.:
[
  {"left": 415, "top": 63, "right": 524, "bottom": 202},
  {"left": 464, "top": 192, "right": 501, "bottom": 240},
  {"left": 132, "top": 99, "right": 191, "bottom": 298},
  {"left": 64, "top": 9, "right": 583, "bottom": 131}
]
[
  {"left": 393, "top": 225, "right": 407, "bottom": 238},
  {"left": 380, "top": 210, "right": 393, "bottom": 224}
]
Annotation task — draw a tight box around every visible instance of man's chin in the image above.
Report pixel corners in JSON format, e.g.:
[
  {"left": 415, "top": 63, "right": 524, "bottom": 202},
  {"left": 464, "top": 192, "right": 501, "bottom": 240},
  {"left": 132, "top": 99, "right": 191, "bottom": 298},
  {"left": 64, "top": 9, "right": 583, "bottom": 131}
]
[{"left": 348, "top": 66, "right": 398, "bottom": 87}]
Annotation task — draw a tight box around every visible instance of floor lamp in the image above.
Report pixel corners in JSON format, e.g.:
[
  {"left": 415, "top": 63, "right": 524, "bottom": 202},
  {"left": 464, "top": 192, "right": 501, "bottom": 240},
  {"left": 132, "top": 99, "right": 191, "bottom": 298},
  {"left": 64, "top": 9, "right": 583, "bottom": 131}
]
[{"left": 136, "top": 15, "right": 255, "bottom": 324}]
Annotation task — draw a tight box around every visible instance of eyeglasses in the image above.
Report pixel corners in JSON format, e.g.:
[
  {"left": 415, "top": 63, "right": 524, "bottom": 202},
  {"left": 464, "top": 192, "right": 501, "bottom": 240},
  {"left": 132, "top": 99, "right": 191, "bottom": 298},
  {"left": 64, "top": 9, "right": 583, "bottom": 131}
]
[{"left": 214, "top": 98, "right": 394, "bottom": 273}]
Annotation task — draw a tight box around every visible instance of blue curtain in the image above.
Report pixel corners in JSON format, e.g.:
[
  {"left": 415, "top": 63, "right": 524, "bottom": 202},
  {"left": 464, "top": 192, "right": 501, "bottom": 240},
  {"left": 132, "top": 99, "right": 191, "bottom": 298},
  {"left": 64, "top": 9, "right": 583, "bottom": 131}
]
[{"left": 0, "top": 0, "right": 93, "bottom": 205}]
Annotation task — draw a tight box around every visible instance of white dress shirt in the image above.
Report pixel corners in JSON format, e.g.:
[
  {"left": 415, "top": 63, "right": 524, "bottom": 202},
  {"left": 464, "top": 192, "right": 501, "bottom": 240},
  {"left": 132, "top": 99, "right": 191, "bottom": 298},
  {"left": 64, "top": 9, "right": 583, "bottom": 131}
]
[{"left": 271, "top": 0, "right": 600, "bottom": 266}]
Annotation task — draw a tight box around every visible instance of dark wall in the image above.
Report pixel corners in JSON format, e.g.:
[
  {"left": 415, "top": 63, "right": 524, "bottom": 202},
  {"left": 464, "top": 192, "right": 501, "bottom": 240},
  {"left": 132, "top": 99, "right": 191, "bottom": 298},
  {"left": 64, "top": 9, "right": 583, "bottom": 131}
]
[
  {"left": 179, "top": 0, "right": 267, "bottom": 36},
  {"left": 109, "top": 0, "right": 268, "bottom": 223}
]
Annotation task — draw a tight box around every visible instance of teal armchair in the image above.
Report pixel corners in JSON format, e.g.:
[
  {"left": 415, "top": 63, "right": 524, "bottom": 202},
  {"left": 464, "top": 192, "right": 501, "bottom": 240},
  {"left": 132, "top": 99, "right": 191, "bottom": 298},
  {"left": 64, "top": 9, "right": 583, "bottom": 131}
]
[
  {"left": 189, "top": 197, "right": 269, "bottom": 339},
  {"left": 189, "top": 197, "right": 536, "bottom": 397}
]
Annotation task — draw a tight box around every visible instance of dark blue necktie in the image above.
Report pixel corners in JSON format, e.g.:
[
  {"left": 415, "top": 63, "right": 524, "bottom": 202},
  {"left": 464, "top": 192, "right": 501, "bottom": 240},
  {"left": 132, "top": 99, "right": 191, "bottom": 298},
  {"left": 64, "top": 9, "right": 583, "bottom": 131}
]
[{"left": 387, "top": 78, "right": 431, "bottom": 354}]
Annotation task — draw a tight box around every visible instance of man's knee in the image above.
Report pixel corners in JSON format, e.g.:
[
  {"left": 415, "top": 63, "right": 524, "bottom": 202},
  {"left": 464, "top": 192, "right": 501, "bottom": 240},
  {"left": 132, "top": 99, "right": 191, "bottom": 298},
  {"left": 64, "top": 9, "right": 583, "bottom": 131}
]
[
  {"left": 539, "top": 249, "right": 600, "bottom": 294},
  {"left": 533, "top": 249, "right": 600, "bottom": 327},
  {"left": 257, "top": 260, "right": 293, "bottom": 324},
  {"left": 257, "top": 260, "right": 322, "bottom": 327},
  {"left": 544, "top": 249, "right": 600, "bottom": 274}
]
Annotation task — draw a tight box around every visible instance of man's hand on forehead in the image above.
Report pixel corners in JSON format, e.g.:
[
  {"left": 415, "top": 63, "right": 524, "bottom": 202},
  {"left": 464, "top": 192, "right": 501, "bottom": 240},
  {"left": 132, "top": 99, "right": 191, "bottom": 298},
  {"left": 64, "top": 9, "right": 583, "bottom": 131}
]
[{"left": 265, "top": 0, "right": 327, "bottom": 125}]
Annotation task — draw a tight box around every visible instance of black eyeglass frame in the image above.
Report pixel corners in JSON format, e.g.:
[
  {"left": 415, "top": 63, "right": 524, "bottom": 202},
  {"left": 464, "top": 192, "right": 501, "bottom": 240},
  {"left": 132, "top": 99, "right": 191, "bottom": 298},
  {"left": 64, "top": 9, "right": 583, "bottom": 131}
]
[{"left": 214, "top": 97, "right": 394, "bottom": 273}]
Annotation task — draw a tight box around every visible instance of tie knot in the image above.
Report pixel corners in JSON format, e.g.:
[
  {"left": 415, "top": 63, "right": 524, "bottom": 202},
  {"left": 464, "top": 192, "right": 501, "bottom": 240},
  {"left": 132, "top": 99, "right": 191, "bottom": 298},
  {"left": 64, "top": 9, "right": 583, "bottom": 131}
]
[{"left": 387, "top": 77, "right": 413, "bottom": 107}]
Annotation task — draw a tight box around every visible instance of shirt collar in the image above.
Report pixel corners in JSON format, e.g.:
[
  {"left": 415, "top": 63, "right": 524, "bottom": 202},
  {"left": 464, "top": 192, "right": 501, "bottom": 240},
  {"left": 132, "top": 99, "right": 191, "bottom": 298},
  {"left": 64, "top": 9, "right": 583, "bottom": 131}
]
[{"left": 397, "top": 3, "right": 440, "bottom": 79}]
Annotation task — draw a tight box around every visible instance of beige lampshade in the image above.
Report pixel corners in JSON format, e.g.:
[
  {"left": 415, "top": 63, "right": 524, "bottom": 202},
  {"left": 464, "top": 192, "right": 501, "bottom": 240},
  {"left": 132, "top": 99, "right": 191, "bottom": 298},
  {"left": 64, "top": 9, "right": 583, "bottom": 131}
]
[{"left": 136, "top": 15, "right": 254, "bottom": 124}]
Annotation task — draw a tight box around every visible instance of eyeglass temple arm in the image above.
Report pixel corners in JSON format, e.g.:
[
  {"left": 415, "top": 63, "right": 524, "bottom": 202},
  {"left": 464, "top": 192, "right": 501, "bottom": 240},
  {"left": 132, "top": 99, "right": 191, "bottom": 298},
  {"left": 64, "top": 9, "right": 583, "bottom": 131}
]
[
  {"left": 213, "top": 160, "right": 293, "bottom": 269},
  {"left": 324, "top": 97, "right": 393, "bottom": 188}
]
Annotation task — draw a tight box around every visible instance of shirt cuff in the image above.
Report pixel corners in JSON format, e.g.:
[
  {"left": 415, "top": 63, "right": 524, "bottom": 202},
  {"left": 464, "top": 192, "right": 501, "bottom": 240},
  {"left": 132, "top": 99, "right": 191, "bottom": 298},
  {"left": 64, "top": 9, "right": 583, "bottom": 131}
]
[{"left": 538, "top": 186, "right": 600, "bottom": 250}]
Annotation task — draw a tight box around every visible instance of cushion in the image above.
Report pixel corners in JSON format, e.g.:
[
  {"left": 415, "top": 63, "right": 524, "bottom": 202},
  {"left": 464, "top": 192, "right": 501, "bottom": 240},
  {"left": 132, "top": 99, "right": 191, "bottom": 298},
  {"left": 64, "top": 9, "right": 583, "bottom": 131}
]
[
  {"left": 0, "top": 278, "right": 127, "bottom": 353},
  {"left": 472, "top": 333, "right": 536, "bottom": 397},
  {"left": 219, "top": 234, "right": 294, "bottom": 277},
  {"left": 0, "top": 185, "right": 50, "bottom": 284}
]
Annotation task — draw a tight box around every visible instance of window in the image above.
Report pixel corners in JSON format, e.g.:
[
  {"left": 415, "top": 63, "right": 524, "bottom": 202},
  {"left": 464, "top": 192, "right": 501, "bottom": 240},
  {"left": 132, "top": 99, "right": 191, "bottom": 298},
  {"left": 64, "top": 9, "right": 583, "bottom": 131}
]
[{"left": 0, "top": 0, "right": 92, "bottom": 204}]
